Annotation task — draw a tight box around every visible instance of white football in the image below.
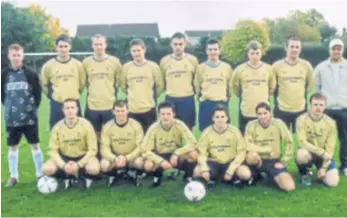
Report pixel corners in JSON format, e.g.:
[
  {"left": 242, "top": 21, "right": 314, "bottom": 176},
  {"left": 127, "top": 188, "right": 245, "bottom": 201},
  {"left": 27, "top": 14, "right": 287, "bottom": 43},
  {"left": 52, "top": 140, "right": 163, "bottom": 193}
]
[
  {"left": 184, "top": 181, "right": 206, "bottom": 202},
  {"left": 37, "top": 176, "right": 58, "bottom": 194}
]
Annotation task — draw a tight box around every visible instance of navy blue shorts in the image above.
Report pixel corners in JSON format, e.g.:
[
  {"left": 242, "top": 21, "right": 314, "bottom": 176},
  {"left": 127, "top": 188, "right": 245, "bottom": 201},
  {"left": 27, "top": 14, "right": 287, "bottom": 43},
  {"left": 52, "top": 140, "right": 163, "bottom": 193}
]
[
  {"left": 50, "top": 99, "right": 82, "bottom": 130},
  {"left": 239, "top": 112, "right": 256, "bottom": 135},
  {"left": 6, "top": 124, "right": 39, "bottom": 146},
  {"left": 273, "top": 106, "right": 305, "bottom": 133},
  {"left": 199, "top": 100, "right": 228, "bottom": 132},
  {"left": 129, "top": 108, "right": 156, "bottom": 133},
  {"left": 85, "top": 107, "right": 113, "bottom": 132},
  {"left": 166, "top": 95, "right": 196, "bottom": 130},
  {"left": 308, "top": 153, "right": 337, "bottom": 171},
  {"left": 249, "top": 159, "right": 288, "bottom": 179}
]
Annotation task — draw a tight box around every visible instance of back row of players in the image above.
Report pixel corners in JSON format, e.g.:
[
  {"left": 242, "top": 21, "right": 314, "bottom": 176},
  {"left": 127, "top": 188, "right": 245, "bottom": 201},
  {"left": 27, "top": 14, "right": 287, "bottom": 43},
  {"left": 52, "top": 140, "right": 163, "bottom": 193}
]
[{"left": 2, "top": 33, "right": 346, "bottom": 190}]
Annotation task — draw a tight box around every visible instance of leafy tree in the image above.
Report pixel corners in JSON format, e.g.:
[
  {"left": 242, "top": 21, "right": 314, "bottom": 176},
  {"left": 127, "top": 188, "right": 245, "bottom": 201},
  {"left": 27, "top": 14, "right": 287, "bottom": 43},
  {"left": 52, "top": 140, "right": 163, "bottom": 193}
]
[{"left": 220, "top": 20, "right": 270, "bottom": 63}]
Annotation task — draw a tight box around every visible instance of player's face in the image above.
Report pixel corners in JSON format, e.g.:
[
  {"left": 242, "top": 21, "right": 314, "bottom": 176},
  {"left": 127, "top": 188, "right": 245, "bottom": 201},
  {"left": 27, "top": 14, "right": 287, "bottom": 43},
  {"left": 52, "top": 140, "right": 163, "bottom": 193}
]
[
  {"left": 310, "top": 98, "right": 326, "bottom": 117},
  {"left": 63, "top": 101, "right": 78, "bottom": 119},
  {"left": 159, "top": 108, "right": 175, "bottom": 126},
  {"left": 330, "top": 45, "right": 344, "bottom": 60},
  {"left": 212, "top": 110, "right": 228, "bottom": 126},
  {"left": 114, "top": 106, "right": 128, "bottom": 122},
  {"left": 171, "top": 38, "right": 186, "bottom": 55},
  {"left": 131, "top": 45, "right": 145, "bottom": 61},
  {"left": 8, "top": 49, "right": 24, "bottom": 68},
  {"left": 248, "top": 49, "right": 262, "bottom": 63},
  {"left": 56, "top": 41, "right": 71, "bottom": 57},
  {"left": 257, "top": 108, "right": 271, "bottom": 127},
  {"left": 92, "top": 37, "right": 107, "bottom": 56},
  {"left": 206, "top": 44, "right": 220, "bottom": 61},
  {"left": 286, "top": 40, "right": 301, "bottom": 59}
]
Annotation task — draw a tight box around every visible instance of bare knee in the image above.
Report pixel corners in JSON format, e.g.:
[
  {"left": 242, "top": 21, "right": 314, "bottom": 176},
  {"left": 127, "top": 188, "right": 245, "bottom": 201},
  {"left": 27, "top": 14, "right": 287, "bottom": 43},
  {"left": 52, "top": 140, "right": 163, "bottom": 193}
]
[
  {"left": 31, "top": 144, "right": 40, "bottom": 150},
  {"left": 296, "top": 148, "right": 311, "bottom": 164},
  {"left": 246, "top": 152, "right": 261, "bottom": 166},
  {"left": 236, "top": 165, "right": 252, "bottom": 180},
  {"left": 9, "top": 146, "right": 19, "bottom": 151},
  {"left": 275, "top": 173, "right": 296, "bottom": 192},
  {"left": 42, "top": 160, "right": 57, "bottom": 176},
  {"left": 144, "top": 160, "right": 155, "bottom": 172},
  {"left": 132, "top": 157, "right": 144, "bottom": 169},
  {"left": 86, "top": 158, "right": 101, "bottom": 175},
  {"left": 187, "top": 151, "right": 198, "bottom": 162},
  {"left": 323, "top": 169, "right": 339, "bottom": 187},
  {"left": 100, "top": 159, "right": 111, "bottom": 173}
]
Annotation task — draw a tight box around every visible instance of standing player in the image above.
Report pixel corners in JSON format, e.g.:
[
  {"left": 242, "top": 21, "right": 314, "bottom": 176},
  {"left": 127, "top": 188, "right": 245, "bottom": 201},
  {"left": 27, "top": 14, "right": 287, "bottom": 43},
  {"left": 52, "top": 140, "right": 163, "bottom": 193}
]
[
  {"left": 82, "top": 34, "right": 122, "bottom": 143},
  {"left": 245, "top": 102, "right": 295, "bottom": 192},
  {"left": 231, "top": 40, "right": 276, "bottom": 134},
  {"left": 142, "top": 102, "right": 198, "bottom": 187},
  {"left": 160, "top": 32, "right": 199, "bottom": 130},
  {"left": 194, "top": 38, "right": 233, "bottom": 132},
  {"left": 41, "top": 34, "right": 86, "bottom": 129},
  {"left": 315, "top": 39, "right": 347, "bottom": 176},
  {"left": 296, "top": 93, "right": 339, "bottom": 187},
  {"left": 100, "top": 100, "right": 144, "bottom": 187},
  {"left": 121, "top": 39, "right": 164, "bottom": 133},
  {"left": 272, "top": 37, "right": 315, "bottom": 132},
  {"left": 1, "top": 44, "right": 43, "bottom": 187},
  {"left": 194, "top": 104, "right": 252, "bottom": 187},
  {"left": 42, "top": 99, "right": 100, "bottom": 189}
]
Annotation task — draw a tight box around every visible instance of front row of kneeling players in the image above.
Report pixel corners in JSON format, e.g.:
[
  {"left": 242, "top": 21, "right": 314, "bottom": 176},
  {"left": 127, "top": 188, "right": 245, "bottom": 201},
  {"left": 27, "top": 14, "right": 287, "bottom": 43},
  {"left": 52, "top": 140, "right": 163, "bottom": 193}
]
[{"left": 42, "top": 92, "right": 339, "bottom": 191}]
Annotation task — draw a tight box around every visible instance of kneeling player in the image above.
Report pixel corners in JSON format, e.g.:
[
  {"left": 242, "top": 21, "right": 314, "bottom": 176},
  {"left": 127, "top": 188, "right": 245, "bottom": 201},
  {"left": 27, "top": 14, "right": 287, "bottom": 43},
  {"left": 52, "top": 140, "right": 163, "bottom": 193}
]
[
  {"left": 42, "top": 99, "right": 100, "bottom": 189},
  {"left": 245, "top": 102, "right": 295, "bottom": 192},
  {"left": 142, "top": 101, "right": 198, "bottom": 187},
  {"left": 194, "top": 104, "right": 252, "bottom": 187},
  {"left": 100, "top": 100, "right": 145, "bottom": 187},
  {"left": 296, "top": 93, "right": 339, "bottom": 187}
]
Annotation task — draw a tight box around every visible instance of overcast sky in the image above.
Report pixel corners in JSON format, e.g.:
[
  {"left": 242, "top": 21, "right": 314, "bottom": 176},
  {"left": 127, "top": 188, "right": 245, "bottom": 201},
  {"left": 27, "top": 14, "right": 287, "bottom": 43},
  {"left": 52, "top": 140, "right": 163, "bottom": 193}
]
[{"left": 13, "top": 0, "right": 347, "bottom": 37}]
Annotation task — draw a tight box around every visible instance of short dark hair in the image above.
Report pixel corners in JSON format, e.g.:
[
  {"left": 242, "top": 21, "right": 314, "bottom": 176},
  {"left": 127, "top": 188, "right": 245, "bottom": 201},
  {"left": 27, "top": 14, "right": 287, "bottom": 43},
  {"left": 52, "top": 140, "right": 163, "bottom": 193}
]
[
  {"left": 171, "top": 32, "right": 186, "bottom": 40},
  {"left": 255, "top": 102, "right": 271, "bottom": 113},
  {"left": 129, "top": 38, "right": 146, "bottom": 49},
  {"left": 113, "top": 100, "right": 128, "bottom": 109},
  {"left": 286, "top": 36, "right": 301, "bottom": 47},
  {"left": 247, "top": 40, "right": 262, "bottom": 51},
  {"left": 309, "top": 92, "right": 327, "bottom": 104},
  {"left": 63, "top": 98, "right": 78, "bottom": 107},
  {"left": 206, "top": 38, "right": 219, "bottom": 49},
  {"left": 55, "top": 34, "right": 71, "bottom": 46},
  {"left": 212, "top": 104, "right": 229, "bottom": 120},
  {"left": 157, "top": 101, "right": 176, "bottom": 114},
  {"left": 8, "top": 43, "right": 24, "bottom": 52}
]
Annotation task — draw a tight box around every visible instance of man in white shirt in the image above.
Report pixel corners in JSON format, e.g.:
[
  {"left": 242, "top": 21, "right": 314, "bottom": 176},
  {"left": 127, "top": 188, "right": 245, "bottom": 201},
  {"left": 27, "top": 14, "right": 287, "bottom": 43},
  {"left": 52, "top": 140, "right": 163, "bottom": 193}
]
[{"left": 315, "top": 39, "right": 347, "bottom": 176}]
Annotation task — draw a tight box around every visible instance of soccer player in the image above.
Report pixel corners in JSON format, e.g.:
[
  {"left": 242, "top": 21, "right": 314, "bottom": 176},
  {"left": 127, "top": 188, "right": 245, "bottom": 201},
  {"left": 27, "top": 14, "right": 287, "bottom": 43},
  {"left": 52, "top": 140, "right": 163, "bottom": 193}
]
[
  {"left": 142, "top": 101, "right": 198, "bottom": 187},
  {"left": 82, "top": 34, "right": 122, "bottom": 143},
  {"left": 121, "top": 39, "right": 164, "bottom": 133},
  {"left": 100, "top": 100, "right": 144, "bottom": 187},
  {"left": 245, "top": 102, "right": 295, "bottom": 192},
  {"left": 41, "top": 34, "right": 86, "bottom": 129},
  {"left": 231, "top": 40, "right": 276, "bottom": 134},
  {"left": 194, "top": 38, "right": 233, "bottom": 132},
  {"left": 1, "top": 44, "right": 43, "bottom": 187},
  {"left": 160, "top": 32, "right": 199, "bottom": 130},
  {"left": 194, "top": 104, "right": 252, "bottom": 187},
  {"left": 315, "top": 39, "right": 347, "bottom": 176},
  {"left": 296, "top": 93, "right": 339, "bottom": 187},
  {"left": 42, "top": 99, "right": 99, "bottom": 189},
  {"left": 272, "top": 37, "right": 315, "bottom": 132}
]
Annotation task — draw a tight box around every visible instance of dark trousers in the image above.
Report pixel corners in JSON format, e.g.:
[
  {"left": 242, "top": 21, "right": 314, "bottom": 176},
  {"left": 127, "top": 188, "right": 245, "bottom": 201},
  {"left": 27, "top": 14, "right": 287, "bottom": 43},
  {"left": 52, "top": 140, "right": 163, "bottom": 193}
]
[{"left": 325, "top": 109, "right": 347, "bottom": 170}]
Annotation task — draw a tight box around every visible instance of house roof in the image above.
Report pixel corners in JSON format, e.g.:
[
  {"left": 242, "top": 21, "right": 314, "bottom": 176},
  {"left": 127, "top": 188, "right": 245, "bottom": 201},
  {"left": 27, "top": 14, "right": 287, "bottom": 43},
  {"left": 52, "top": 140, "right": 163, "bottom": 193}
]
[{"left": 76, "top": 23, "right": 160, "bottom": 37}]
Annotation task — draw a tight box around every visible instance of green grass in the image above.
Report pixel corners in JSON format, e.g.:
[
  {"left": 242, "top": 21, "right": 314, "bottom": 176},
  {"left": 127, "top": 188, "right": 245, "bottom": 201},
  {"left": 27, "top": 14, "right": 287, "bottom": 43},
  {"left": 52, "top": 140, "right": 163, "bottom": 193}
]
[{"left": 2, "top": 94, "right": 347, "bottom": 217}]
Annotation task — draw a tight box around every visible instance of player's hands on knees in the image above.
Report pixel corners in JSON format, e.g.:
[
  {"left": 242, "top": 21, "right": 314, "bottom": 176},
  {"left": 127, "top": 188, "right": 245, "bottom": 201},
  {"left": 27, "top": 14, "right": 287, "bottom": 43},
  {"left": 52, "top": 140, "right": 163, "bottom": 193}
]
[
  {"left": 160, "top": 160, "right": 172, "bottom": 169},
  {"left": 201, "top": 171, "right": 210, "bottom": 181},
  {"left": 115, "top": 155, "right": 127, "bottom": 168},
  {"left": 317, "top": 168, "right": 326, "bottom": 179},
  {"left": 224, "top": 173, "right": 233, "bottom": 181},
  {"left": 274, "top": 162, "right": 285, "bottom": 169},
  {"left": 64, "top": 161, "right": 79, "bottom": 175},
  {"left": 170, "top": 155, "right": 179, "bottom": 167},
  {"left": 322, "top": 152, "right": 331, "bottom": 161}
]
